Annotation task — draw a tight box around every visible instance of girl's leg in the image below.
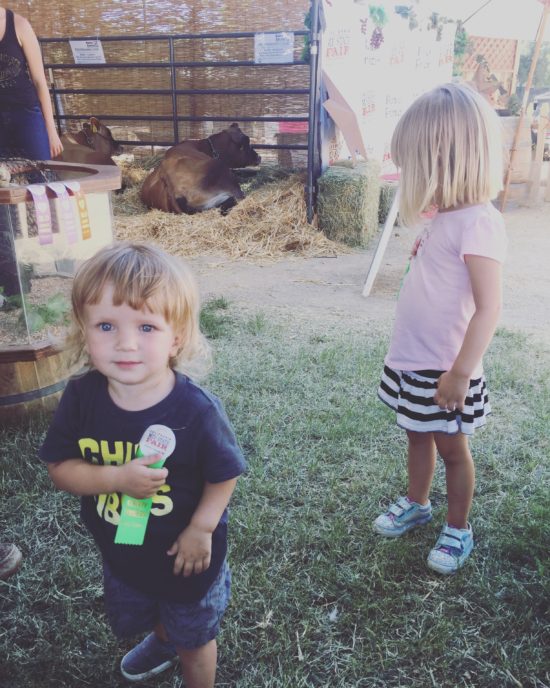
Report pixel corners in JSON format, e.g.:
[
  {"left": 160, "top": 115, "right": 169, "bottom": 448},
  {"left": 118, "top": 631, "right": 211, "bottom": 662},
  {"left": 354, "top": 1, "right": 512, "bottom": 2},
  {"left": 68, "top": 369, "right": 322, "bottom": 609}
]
[
  {"left": 177, "top": 639, "right": 217, "bottom": 688},
  {"left": 406, "top": 429, "right": 436, "bottom": 505},
  {"left": 434, "top": 432, "right": 474, "bottom": 529}
]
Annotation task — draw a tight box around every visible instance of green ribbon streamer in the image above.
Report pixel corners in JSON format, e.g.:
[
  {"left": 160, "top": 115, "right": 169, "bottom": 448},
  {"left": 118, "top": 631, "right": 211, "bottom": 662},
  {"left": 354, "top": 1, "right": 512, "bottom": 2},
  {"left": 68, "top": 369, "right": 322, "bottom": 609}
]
[{"left": 114, "top": 447, "right": 165, "bottom": 546}]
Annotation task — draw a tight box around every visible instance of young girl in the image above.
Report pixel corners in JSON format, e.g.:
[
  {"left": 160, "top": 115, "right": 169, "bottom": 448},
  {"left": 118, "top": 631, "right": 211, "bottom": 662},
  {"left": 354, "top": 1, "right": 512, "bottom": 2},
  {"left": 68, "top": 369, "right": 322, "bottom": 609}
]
[
  {"left": 0, "top": 7, "right": 63, "bottom": 159},
  {"left": 373, "top": 83, "right": 507, "bottom": 575},
  {"left": 40, "top": 242, "right": 246, "bottom": 687}
]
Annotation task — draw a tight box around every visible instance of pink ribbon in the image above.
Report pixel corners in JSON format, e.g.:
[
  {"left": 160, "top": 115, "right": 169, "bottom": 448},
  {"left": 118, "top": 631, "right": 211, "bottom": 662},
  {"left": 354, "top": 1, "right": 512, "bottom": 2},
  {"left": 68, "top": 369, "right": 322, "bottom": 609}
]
[{"left": 27, "top": 185, "right": 53, "bottom": 245}]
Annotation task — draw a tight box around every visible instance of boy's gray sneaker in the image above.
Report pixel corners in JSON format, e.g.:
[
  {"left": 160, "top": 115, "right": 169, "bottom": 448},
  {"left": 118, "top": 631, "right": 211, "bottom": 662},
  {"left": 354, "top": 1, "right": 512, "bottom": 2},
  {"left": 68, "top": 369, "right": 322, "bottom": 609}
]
[
  {"left": 120, "top": 632, "right": 178, "bottom": 682},
  {"left": 373, "top": 496, "right": 432, "bottom": 537},
  {"left": 0, "top": 543, "right": 23, "bottom": 580}
]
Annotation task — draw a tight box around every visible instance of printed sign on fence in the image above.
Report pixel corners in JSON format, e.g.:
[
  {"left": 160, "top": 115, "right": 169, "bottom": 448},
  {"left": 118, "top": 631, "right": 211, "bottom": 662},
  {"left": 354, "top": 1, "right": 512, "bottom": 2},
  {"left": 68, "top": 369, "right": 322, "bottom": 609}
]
[
  {"left": 70, "top": 39, "right": 106, "bottom": 64},
  {"left": 254, "top": 32, "right": 294, "bottom": 64}
]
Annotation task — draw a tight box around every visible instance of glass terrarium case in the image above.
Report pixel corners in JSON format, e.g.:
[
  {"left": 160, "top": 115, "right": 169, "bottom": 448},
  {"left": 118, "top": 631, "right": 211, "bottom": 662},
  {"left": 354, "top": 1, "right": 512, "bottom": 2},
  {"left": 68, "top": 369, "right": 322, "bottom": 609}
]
[{"left": 0, "top": 159, "right": 120, "bottom": 421}]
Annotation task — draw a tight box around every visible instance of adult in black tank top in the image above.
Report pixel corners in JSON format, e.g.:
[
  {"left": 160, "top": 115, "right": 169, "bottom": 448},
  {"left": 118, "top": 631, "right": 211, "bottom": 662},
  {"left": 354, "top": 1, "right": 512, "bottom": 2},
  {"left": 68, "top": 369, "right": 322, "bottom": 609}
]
[{"left": 0, "top": 7, "right": 62, "bottom": 159}]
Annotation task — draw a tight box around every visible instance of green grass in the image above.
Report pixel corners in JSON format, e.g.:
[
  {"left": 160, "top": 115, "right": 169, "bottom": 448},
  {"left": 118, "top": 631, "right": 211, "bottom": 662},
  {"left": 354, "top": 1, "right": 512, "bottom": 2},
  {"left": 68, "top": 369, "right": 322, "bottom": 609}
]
[
  {"left": 1, "top": 306, "right": 548, "bottom": 687},
  {"left": 200, "top": 296, "right": 233, "bottom": 340}
]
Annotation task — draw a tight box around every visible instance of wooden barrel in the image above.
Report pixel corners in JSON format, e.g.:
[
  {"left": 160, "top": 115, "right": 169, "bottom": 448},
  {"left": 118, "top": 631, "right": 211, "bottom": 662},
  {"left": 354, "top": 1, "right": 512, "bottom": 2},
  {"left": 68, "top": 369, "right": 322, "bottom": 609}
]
[{"left": 0, "top": 343, "right": 76, "bottom": 424}]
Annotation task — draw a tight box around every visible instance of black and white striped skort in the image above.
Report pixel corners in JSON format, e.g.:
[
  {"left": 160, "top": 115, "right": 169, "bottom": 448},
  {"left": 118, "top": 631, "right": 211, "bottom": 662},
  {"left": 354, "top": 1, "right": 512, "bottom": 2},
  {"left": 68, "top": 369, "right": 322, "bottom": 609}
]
[{"left": 378, "top": 365, "right": 491, "bottom": 436}]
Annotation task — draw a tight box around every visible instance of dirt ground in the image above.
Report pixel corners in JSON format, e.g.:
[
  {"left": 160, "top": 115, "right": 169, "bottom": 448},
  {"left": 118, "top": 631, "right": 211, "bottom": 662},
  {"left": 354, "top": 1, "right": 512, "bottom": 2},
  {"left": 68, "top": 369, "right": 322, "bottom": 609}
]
[{"left": 189, "top": 194, "right": 550, "bottom": 350}]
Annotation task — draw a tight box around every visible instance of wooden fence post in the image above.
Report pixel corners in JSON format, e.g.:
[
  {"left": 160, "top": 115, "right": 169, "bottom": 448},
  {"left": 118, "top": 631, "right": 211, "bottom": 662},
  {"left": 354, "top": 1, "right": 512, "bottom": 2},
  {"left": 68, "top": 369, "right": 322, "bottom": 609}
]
[{"left": 524, "top": 102, "right": 549, "bottom": 206}]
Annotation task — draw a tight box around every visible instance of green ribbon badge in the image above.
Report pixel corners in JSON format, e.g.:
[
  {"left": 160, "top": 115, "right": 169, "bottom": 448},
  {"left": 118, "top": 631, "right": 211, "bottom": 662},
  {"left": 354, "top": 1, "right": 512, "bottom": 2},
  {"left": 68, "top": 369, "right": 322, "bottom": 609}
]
[{"left": 115, "top": 424, "right": 176, "bottom": 546}]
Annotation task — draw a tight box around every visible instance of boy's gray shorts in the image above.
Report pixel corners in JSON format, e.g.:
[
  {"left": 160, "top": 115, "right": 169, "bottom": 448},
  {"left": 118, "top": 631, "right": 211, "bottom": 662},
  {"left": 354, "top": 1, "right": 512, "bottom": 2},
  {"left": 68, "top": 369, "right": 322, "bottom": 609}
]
[{"left": 102, "top": 559, "right": 231, "bottom": 650}]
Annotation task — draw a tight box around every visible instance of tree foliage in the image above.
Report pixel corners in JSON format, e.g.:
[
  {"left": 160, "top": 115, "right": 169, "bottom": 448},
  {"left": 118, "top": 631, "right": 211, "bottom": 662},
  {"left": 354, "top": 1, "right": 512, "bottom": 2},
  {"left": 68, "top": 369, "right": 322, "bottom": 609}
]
[{"left": 517, "top": 42, "right": 550, "bottom": 89}]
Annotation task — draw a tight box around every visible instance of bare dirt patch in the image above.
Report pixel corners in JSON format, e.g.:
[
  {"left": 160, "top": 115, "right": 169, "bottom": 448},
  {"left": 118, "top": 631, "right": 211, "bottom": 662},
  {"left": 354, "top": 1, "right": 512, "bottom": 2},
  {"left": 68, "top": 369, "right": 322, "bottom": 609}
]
[{"left": 189, "top": 198, "right": 550, "bottom": 350}]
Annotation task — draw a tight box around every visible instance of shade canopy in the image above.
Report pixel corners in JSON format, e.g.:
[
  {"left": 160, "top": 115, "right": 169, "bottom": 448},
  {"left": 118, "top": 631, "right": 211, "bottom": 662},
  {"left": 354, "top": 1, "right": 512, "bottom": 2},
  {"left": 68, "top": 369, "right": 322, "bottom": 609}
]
[{"left": 437, "top": 0, "right": 550, "bottom": 41}]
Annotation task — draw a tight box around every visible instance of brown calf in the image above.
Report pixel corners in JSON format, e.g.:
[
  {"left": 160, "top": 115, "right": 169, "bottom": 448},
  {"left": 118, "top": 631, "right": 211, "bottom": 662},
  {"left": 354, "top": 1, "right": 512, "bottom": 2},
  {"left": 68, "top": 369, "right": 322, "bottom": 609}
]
[
  {"left": 140, "top": 123, "right": 261, "bottom": 214},
  {"left": 56, "top": 117, "right": 123, "bottom": 166}
]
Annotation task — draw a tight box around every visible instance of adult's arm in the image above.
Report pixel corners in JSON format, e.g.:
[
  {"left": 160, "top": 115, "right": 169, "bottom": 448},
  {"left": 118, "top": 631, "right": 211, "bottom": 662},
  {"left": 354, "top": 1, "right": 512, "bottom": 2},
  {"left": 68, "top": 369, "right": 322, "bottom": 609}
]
[{"left": 15, "top": 13, "right": 63, "bottom": 157}]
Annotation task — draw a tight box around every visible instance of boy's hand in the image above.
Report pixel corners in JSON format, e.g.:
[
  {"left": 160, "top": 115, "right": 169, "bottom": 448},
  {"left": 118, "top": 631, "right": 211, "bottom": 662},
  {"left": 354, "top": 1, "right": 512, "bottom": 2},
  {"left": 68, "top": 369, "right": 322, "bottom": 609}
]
[
  {"left": 434, "top": 371, "right": 469, "bottom": 412},
  {"left": 167, "top": 525, "right": 212, "bottom": 577},
  {"left": 117, "top": 454, "right": 168, "bottom": 499}
]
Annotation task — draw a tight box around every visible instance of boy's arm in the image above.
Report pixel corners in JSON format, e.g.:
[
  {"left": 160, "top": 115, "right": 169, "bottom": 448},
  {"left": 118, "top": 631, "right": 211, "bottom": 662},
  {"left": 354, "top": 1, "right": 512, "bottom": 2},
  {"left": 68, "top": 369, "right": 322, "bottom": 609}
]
[
  {"left": 168, "top": 478, "right": 238, "bottom": 577},
  {"left": 47, "top": 455, "right": 168, "bottom": 499},
  {"left": 435, "top": 254, "right": 502, "bottom": 411}
]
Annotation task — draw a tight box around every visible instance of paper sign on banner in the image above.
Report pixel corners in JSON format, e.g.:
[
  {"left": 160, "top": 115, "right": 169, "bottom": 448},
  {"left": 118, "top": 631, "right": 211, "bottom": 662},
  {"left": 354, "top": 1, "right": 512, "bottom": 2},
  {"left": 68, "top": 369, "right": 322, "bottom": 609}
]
[
  {"left": 27, "top": 185, "right": 53, "bottom": 245},
  {"left": 64, "top": 181, "right": 92, "bottom": 240},
  {"left": 47, "top": 182, "right": 78, "bottom": 244}
]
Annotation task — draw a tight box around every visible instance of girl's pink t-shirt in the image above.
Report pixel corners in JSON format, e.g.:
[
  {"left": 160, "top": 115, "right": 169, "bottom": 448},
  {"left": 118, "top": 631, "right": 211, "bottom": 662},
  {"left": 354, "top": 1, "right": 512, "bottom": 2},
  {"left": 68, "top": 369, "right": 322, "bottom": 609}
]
[{"left": 385, "top": 202, "right": 507, "bottom": 377}]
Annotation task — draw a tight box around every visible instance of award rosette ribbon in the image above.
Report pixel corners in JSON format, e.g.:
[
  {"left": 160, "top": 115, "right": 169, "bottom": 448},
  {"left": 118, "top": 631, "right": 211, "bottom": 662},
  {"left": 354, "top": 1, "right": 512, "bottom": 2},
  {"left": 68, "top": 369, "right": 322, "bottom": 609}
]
[
  {"left": 64, "top": 180, "right": 92, "bottom": 240},
  {"left": 27, "top": 184, "right": 53, "bottom": 245},
  {"left": 115, "top": 425, "right": 176, "bottom": 546},
  {"left": 47, "top": 182, "right": 78, "bottom": 244}
]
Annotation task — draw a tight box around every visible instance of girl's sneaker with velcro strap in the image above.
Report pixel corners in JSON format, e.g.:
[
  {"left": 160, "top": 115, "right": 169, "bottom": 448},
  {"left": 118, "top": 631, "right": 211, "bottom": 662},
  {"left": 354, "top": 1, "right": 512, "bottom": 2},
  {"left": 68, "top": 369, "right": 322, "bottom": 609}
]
[
  {"left": 427, "top": 522, "right": 474, "bottom": 575},
  {"left": 373, "top": 496, "right": 432, "bottom": 537}
]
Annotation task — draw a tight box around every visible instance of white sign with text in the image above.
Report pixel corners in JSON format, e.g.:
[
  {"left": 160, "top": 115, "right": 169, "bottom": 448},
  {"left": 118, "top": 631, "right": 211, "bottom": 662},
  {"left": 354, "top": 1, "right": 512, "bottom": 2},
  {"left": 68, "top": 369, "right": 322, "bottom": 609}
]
[
  {"left": 254, "top": 32, "right": 294, "bottom": 64},
  {"left": 69, "top": 39, "right": 106, "bottom": 64}
]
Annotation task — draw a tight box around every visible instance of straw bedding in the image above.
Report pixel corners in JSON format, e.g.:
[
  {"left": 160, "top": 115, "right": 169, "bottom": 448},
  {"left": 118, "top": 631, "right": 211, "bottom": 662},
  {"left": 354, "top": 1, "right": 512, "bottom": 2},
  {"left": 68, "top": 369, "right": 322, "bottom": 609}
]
[{"left": 113, "top": 160, "right": 348, "bottom": 260}]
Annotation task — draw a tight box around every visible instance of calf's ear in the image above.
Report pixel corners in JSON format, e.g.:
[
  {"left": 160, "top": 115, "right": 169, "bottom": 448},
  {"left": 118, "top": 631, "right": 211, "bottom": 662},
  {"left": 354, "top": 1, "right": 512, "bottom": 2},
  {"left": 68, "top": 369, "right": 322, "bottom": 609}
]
[
  {"left": 90, "top": 116, "right": 100, "bottom": 131},
  {"left": 227, "top": 125, "right": 245, "bottom": 144}
]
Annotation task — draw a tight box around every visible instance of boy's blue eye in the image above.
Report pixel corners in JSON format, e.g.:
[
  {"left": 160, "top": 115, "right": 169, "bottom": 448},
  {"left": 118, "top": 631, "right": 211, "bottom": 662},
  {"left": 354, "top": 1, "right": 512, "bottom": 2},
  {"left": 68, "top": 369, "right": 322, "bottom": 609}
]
[
  {"left": 140, "top": 324, "right": 155, "bottom": 333},
  {"left": 99, "top": 322, "right": 112, "bottom": 332}
]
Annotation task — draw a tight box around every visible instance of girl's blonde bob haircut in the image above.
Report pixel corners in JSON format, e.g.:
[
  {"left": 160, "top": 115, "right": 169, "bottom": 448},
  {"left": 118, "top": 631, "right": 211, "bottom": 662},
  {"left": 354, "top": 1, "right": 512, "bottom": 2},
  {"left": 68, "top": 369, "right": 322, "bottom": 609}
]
[
  {"left": 391, "top": 82, "right": 504, "bottom": 227},
  {"left": 66, "top": 241, "right": 210, "bottom": 377}
]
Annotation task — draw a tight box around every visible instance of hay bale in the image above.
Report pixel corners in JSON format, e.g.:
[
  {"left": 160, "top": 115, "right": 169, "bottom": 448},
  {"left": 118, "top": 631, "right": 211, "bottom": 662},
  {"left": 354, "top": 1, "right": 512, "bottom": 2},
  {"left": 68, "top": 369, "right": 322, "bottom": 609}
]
[
  {"left": 317, "top": 161, "right": 381, "bottom": 246},
  {"left": 379, "top": 178, "right": 399, "bottom": 225}
]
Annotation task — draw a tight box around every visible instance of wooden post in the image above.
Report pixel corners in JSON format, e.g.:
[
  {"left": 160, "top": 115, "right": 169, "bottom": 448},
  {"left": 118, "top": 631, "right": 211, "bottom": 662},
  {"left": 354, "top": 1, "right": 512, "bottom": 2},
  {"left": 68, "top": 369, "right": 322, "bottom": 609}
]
[
  {"left": 500, "top": 2, "right": 550, "bottom": 211},
  {"left": 363, "top": 189, "right": 400, "bottom": 297},
  {"left": 524, "top": 102, "right": 549, "bottom": 205}
]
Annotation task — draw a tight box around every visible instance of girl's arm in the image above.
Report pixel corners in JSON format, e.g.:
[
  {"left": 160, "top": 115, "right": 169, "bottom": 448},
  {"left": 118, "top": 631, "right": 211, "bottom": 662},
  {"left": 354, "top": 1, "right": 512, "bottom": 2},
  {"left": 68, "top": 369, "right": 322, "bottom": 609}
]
[
  {"left": 15, "top": 14, "right": 63, "bottom": 157},
  {"left": 167, "top": 478, "right": 239, "bottom": 577},
  {"left": 47, "top": 455, "right": 168, "bottom": 498},
  {"left": 434, "top": 255, "right": 502, "bottom": 411}
]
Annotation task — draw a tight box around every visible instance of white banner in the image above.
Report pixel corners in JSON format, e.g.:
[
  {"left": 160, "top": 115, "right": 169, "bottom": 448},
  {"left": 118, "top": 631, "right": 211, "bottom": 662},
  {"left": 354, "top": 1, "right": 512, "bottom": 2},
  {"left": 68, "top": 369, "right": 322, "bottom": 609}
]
[{"left": 321, "top": 0, "right": 455, "bottom": 173}]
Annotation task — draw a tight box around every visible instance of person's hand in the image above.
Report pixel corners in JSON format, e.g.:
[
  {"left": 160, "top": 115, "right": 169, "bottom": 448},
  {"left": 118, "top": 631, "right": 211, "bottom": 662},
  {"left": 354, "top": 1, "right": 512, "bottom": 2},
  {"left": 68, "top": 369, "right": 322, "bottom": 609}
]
[
  {"left": 48, "top": 131, "right": 64, "bottom": 158},
  {"left": 167, "top": 525, "right": 212, "bottom": 577},
  {"left": 117, "top": 454, "right": 168, "bottom": 499},
  {"left": 434, "top": 370, "right": 469, "bottom": 412}
]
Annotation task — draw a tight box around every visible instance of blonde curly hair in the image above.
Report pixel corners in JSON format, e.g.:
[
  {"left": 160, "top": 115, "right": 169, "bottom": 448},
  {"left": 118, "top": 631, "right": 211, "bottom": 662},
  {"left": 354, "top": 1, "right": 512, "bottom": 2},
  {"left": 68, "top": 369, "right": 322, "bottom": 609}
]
[{"left": 66, "top": 241, "right": 210, "bottom": 378}]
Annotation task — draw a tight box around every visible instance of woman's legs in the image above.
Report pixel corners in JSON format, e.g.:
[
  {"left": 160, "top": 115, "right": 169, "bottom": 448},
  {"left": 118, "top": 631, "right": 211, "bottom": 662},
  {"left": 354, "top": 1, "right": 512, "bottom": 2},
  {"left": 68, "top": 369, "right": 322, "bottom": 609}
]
[
  {"left": 406, "top": 429, "right": 437, "bottom": 505},
  {"left": 434, "top": 432, "right": 474, "bottom": 529}
]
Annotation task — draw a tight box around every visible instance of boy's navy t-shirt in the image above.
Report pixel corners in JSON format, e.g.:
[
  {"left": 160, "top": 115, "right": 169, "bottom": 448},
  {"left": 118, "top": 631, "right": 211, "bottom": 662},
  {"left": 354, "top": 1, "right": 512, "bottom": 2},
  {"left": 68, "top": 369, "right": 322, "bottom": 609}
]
[{"left": 40, "top": 370, "right": 246, "bottom": 603}]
